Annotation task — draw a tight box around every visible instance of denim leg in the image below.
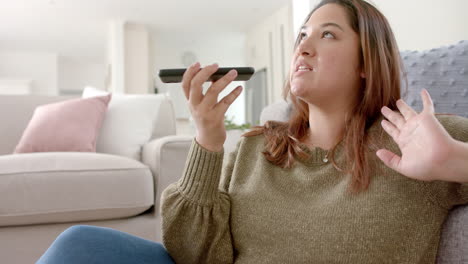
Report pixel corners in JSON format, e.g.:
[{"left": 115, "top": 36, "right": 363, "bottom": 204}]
[{"left": 36, "top": 225, "right": 175, "bottom": 264}]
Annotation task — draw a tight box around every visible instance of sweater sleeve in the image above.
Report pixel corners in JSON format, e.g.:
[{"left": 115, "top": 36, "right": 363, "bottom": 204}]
[
  {"left": 160, "top": 138, "right": 239, "bottom": 264},
  {"left": 447, "top": 115, "right": 468, "bottom": 204}
]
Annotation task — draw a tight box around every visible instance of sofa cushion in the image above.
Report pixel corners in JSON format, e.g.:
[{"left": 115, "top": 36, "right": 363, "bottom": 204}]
[
  {"left": 0, "top": 152, "right": 154, "bottom": 227},
  {"left": 401, "top": 40, "right": 468, "bottom": 118},
  {"left": 260, "top": 99, "right": 291, "bottom": 124},
  {"left": 14, "top": 95, "right": 111, "bottom": 154},
  {"left": 0, "top": 95, "right": 75, "bottom": 156},
  {"left": 82, "top": 87, "right": 176, "bottom": 161}
]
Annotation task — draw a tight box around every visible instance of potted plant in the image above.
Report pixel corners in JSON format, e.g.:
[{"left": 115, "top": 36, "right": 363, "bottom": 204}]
[{"left": 224, "top": 116, "right": 252, "bottom": 153}]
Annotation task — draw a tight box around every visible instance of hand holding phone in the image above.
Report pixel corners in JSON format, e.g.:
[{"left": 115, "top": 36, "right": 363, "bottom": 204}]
[
  {"left": 158, "top": 67, "right": 255, "bottom": 83},
  {"left": 179, "top": 63, "right": 245, "bottom": 152}
]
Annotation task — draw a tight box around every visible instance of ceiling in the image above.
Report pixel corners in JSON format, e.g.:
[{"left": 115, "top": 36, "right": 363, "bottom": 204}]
[{"left": 0, "top": 0, "right": 291, "bottom": 61}]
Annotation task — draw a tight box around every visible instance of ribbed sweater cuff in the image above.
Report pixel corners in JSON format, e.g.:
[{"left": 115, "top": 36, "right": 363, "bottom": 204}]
[{"left": 177, "top": 139, "right": 224, "bottom": 205}]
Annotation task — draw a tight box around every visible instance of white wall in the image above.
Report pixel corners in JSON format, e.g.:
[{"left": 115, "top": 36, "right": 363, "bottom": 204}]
[
  {"left": 293, "top": 0, "right": 311, "bottom": 38},
  {"left": 107, "top": 21, "right": 154, "bottom": 94},
  {"left": 153, "top": 31, "right": 247, "bottom": 124},
  {"left": 300, "top": 0, "right": 468, "bottom": 51},
  {"left": 58, "top": 57, "right": 106, "bottom": 95},
  {"left": 0, "top": 51, "right": 58, "bottom": 95},
  {"left": 246, "top": 3, "right": 294, "bottom": 105},
  {"left": 124, "top": 23, "right": 151, "bottom": 94},
  {"left": 107, "top": 20, "right": 125, "bottom": 93},
  {"left": 371, "top": 0, "right": 468, "bottom": 51},
  {"left": 0, "top": 52, "right": 105, "bottom": 96}
]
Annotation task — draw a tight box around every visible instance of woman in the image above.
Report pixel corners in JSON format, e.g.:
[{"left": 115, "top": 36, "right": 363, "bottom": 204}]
[
  {"left": 37, "top": 0, "right": 468, "bottom": 263},
  {"left": 161, "top": 0, "right": 468, "bottom": 263}
]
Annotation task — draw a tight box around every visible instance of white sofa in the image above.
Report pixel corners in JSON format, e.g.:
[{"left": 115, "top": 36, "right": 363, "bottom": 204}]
[{"left": 0, "top": 94, "right": 192, "bottom": 263}]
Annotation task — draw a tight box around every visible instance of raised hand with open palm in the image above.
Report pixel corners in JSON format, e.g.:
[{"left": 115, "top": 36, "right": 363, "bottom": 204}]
[{"left": 376, "top": 89, "right": 456, "bottom": 182}]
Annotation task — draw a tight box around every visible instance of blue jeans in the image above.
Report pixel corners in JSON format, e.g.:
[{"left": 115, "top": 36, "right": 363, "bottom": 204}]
[{"left": 36, "top": 225, "right": 175, "bottom": 264}]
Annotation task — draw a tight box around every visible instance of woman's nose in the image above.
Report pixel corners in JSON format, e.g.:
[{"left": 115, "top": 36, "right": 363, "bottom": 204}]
[
  {"left": 301, "top": 49, "right": 311, "bottom": 56},
  {"left": 297, "top": 40, "right": 315, "bottom": 57}
]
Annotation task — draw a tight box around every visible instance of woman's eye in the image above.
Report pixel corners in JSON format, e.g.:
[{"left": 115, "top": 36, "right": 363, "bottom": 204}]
[
  {"left": 299, "top": 32, "right": 307, "bottom": 40},
  {"left": 322, "top": 31, "right": 334, "bottom": 39}
]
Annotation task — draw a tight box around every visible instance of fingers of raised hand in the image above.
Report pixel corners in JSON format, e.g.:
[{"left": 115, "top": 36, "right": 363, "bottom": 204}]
[
  {"left": 381, "top": 106, "right": 405, "bottom": 129},
  {"left": 203, "top": 69, "right": 238, "bottom": 106},
  {"left": 376, "top": 149, "right": 402, "bottom": 172},
  {"left": 214, "top": 86, "right": 243, "bottom": 113},
  {"left": 396, "top": 99, "right": 417, "bottom": 120},
  {"left": 421, "top": 89, "right": 435, "bottom": 114},
  {"left": 381, "top": 119, "right": 400, "bottom": 140},
  {"left": 189, "top": 63, "right": 219, "bottom": 104},
  {"left": 182, "top": 62, "right": 201, "bottom": 100}
]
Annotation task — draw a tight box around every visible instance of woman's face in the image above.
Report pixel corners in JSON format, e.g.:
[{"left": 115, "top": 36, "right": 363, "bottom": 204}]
[{"left": 289, "top": 3, "right": 364, "bottom": 108}]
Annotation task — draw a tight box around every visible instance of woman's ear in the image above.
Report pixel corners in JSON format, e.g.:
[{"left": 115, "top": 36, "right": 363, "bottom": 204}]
[{"left": 360, "top": 71, "right": 366, "bottom": 78}]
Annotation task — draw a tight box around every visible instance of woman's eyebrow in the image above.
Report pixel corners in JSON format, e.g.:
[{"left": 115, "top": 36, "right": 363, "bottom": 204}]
[{"left": 301, "top": 22, "right": 344, "bottom": 32}]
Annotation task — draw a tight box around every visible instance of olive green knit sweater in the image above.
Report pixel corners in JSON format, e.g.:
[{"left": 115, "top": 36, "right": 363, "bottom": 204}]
[{"left": 161, "top": 115, "right": 468, "bottom": 264}]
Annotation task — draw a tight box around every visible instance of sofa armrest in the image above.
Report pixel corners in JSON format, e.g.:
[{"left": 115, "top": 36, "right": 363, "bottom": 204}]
[
  {"left": 436, "top": 204, "right": 468, "bottom": 263},
  {"left": 141, "top": 135, "right": 193, "bottom": 211}
]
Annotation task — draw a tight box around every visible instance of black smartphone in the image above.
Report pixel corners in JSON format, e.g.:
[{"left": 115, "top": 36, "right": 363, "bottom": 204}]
[{"left": 158, "top": 67, "right": 255, "bottom": 83}]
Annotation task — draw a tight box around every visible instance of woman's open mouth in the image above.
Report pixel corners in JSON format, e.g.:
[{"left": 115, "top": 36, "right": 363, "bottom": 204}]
[{"left": 297, "top": 66, "right": 313, "bottom": 72}]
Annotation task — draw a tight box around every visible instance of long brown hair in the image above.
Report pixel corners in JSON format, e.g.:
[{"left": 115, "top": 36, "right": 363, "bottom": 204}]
[{"left": 244, "top": 0, "right": 404, "bottom": 194}]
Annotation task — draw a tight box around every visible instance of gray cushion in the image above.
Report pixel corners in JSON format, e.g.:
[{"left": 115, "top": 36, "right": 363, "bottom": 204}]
[
  {"left": 260, "top": 100, "right": 291, "bottom": 124},
  {"left": 0, "top": 152, "right": 154, "bottom": 226},
  {"left": 436, "top": 205, "right": 468, "bottom": 263},
  {"left": 401, "top": 40, "right": 468, "bottom": 117}
]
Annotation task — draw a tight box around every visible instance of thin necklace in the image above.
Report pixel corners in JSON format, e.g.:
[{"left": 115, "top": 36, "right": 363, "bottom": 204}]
[
  {"left": 323, "top": 153, "right": 329, "bottom": 163},
  {"left": 304, "top": 130, "right": 330, "bottom": 163}
]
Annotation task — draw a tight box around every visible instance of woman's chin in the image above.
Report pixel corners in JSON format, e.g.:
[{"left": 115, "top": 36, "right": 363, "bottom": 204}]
[
  {"left": 291, "top": 84, "right": 313, "bottom": 98},
  {"left": 290, "top": 88, "right": 305, "bottom": 99},
  {"left": 290, "top": 87, "right": 329, "bottom": 105}
]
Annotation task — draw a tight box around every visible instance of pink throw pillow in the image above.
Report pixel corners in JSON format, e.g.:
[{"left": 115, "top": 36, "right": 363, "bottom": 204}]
[{"left": 14, "top": 95, "right": 111, "bottom": 153}]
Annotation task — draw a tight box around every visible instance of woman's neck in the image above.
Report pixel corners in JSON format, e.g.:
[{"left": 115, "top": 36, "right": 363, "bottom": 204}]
[{"left": 304, "top": 103, "right": 351, "bottom": 150}]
